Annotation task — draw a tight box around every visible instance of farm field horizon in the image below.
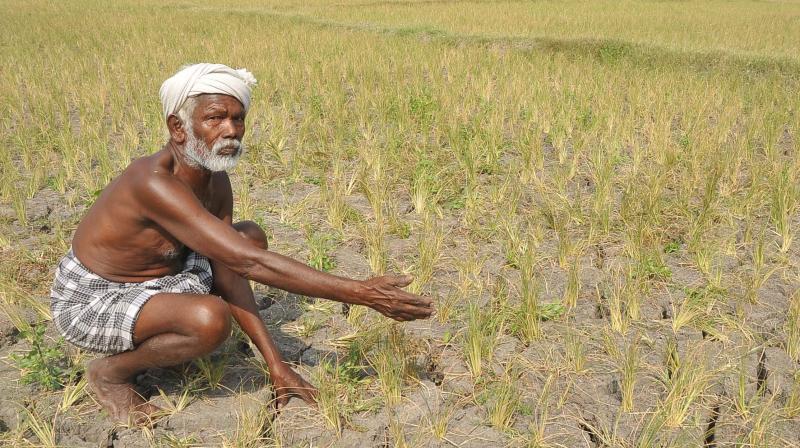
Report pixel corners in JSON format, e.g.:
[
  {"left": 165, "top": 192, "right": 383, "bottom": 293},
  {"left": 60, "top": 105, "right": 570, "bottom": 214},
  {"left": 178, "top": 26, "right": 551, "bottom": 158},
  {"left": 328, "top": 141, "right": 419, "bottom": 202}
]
[{"left": 1, "top": 0, "right": 799, "bottom": 447}]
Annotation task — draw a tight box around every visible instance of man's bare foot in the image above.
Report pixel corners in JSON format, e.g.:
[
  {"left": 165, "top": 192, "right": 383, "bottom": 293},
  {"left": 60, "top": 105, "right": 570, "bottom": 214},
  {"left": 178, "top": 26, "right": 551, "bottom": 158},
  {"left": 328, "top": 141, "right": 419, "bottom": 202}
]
[{"left": 87, "top": 359, "right": 162, "bottom": 426}]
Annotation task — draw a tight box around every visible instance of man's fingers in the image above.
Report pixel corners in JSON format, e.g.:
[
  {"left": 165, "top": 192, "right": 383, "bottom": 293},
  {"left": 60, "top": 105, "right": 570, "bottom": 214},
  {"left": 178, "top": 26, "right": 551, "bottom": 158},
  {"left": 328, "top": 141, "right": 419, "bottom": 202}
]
[
  {"left": 276, "top": 394, "right": 289, "bottom": 409},
  {"left": 398, "top": 296, "right": 434, "bottom": 314},
  {"left": 389, "top": 311, "right": 415, "bottom": 321},
  {"left": 393, "top": 289, "right": 433, "bottom": 308},
  {"left": 302, "top": 387, "right": 319, "bottom": 406},
  {"left": 391, "top": 308, "right": 433, "bottom": 321},
  {"left": 405, "top": 303, "right": 434, "bottom": 319},
  {"left": 410, "top": 308, "right": 433, "bottom": 319},
  {"left": 381, "top": 295, "right": 434, "bottom": 319}
]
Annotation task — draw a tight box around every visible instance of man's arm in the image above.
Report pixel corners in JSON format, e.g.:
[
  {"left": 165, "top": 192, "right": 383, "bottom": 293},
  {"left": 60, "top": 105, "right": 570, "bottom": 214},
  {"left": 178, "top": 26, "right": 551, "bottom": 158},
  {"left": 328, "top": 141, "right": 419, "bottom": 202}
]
[
  {"left": 210, "top": 242, "right": 318, "bottom": 406},
  {"left": 138, "top": 173, "right": 433, "bottom": 320}
]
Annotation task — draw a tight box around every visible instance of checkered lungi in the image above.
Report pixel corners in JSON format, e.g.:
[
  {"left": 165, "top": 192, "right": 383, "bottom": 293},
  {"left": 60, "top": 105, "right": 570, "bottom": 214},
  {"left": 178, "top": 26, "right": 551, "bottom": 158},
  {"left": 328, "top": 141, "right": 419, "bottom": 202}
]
[{"left": 50, "top": 248, "right": 214, "bottom": 354}]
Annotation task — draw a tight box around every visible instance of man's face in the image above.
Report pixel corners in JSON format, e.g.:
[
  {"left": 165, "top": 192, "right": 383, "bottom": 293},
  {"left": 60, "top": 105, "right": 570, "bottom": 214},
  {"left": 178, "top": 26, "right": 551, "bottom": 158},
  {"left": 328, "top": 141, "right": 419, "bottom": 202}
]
[{"left": 184, "top": 94, "right": 247, "bottom": 172}]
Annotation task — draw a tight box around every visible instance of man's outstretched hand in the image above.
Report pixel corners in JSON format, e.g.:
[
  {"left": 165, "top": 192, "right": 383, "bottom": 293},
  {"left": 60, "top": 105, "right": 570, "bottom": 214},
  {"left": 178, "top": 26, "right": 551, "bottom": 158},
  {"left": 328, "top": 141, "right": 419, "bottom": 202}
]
[
  {"left": 272, "top": 366, "right": 318, "bottom": 410},
  {"left": 359, "top": 275, "right": 434, "bottom": 321}
]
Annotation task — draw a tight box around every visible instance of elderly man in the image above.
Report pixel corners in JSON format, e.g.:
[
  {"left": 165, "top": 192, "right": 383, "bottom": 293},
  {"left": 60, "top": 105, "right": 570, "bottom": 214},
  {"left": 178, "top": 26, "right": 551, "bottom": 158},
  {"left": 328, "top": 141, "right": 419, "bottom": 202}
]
[{"left": 49, "top": 63, "right": 433, "bottom": 424}]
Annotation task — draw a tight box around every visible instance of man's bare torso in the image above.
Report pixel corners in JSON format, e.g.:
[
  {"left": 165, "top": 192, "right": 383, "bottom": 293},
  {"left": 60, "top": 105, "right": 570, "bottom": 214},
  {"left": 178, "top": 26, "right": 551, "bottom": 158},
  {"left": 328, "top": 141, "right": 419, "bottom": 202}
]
[{"left": 72, "top": 148, "right": 229, "bottom": 283}]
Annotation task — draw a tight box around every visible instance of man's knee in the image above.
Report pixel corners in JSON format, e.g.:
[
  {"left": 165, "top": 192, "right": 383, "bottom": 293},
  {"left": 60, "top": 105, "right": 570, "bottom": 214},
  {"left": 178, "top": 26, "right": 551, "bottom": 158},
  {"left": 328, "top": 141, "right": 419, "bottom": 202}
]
[
  {"left": 189, "top": 295, "right": 231, "bottom": 348},
  {"left": 233, "top": 220, "right": 268, "bottom": 250}
]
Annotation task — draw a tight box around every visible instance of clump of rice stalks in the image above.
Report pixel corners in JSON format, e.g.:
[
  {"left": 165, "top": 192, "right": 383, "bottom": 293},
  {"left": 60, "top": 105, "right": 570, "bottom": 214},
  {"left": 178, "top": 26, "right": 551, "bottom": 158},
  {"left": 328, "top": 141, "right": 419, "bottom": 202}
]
[
  {"left": 410, "top": 155, "right": 441, "bottom": 216},
  {"left": 514, "top": 241, "right": 542, "bottom": 343},
  {"left": 59, "top": 375, "right": 88, "bottom": 412},
  {"left": 158, "top": 434, "right": 202, "bottom": 448},
  {"left": 340, "top": 298, "right": 370, "bottom": 330},
  {"left": 785, "top": 289, "right": 800, "bottom": 362},
  {"left": 637, "top": 409, "right": 666, "bottom": 448},
  {"left": 221, "top": 398, "right": 279, "bottom": 448},
  {"left": 315, "top": 339, "right": 376, "bottom": 433},
  {"left": 600, "top": 269, "right": 639, "bottom": 334},
  {"left": 563, "top": 255, "right": 581, "bottom": 310},
  {"left": 501, "top": 217, "right": 524, "bottom": 269},
  {"left": 363, "top": 221, "right": 387, "bottom": 275},
  {"left": 769, "top": 166, "right": 797, "bottom": 253},
  {"left": 518, "top": 126, "right": 545, "bottom": 185},
  {"left": 234, "top": 171, "right": 255, "bottom": 222},
  {"left": 19, "top": 405, "right": 57, "bottom": 448},
  {"left": 672, "top": 286, "right": 721, "bottom": 335},
  {"left": 462, "top": 185, "right": 487, "bottom": 235},
  {"left": 444, "top": 245, "right": 486, "bottom": 325},
  {"left": 588, "top": 142, "right": 617, "bottom": 237},
  {"left": 193, "top": 355, "right": 227, "bottom": 390},
  {"left": 155, "top": 383, "right": 195, "bottom": 418},
  {"left": 388, "top": 410, "right": 422, "bottom": 448},
  {"left": 541, "top": 194, "right": 573, "bottom": 268},
  {"left": 618, "top": 337, "right": 640, "bottom": 412},
  {"left": 1, "top": 275, "right": 51, "bottom": 322},
  {"left": 524, "top": 372, "right": 555, "bottom": 448},
  {"left": 275, "top": 193, "right": 314, "bottom": 229},
  {"left": 745, "top": 237, "right": 780, "bottom": 304},
  {"left": 692, "top": 242, "right": 723, "bottom": 290},
  {"left": 425, "top": 399, "right": 456, "bottom": 441},
  {"left": 408, "top": 214, "right": 443, "bottom": 294},
  {"left": 734, "top": 350, "right": 750, "bottom": 417},
  {"left": 371, "top": 325, "right": 416, "bottom": 406},
  {"left": 485, "top": 369, "right": 520, "bottom": 429},
  {"left": 604, "top": 330, "right": 640, "bottom": 412},
  {"left": 463, "top": 299, "right": 505, "bottom": 378},
  {"left": 12, "top": 195, "right": 27, "bottom": 226},
  {"left": 564, "top": 331, "right": 587, "bottom": 374},
  {"left": 315, "top": 360, "right": 345, "bottom": 433},
  {"left": 746, "top": 394, "right": 778, "bottom": 448},
  {"left": 0, "top": 297, "right": 32, "bottom": 335},
  {"left": 664, "top": 337, "right": 680, "bottom": 382},
  {"left": 322, "top": 157, "right": 357, "bottom": 232},
  {"left": 660, "top": 350, "right": 714, "bottom": 427},
  {"left": 624, "top": 272, "right": 642, "bottom": 323},
  {"left": 436, "top": 289, "right": 460, "bottom": 324},
  {"left": 285, "top": 314, "right": 325, "bottom": 338}
]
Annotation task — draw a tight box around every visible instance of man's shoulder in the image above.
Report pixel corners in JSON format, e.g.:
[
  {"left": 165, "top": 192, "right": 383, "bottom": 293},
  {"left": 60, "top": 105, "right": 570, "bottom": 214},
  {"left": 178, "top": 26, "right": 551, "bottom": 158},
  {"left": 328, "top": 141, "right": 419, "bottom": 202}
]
[
  {"left": 130, "top": 150, "right": 171, "bottom": 174},
  {"left": 112, "top": 152, "right": 183, "bottom": 204}
]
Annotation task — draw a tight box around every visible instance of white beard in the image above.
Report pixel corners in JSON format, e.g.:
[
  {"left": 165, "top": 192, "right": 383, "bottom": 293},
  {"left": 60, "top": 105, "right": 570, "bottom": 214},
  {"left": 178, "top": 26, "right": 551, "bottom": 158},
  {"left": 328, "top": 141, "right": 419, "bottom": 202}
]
[{"left": 184, "top": 129, "right": 245, "bottom": 172}]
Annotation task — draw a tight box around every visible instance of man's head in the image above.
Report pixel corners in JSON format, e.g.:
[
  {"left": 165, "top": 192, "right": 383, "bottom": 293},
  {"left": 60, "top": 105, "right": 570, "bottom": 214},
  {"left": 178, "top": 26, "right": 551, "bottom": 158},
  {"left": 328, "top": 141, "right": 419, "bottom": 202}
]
[
  {"left": 178, "top": 94, "right": 246, "bottom": 172},
  {"left": 159, "top": 63, "right": 257, "bottom": 172}
]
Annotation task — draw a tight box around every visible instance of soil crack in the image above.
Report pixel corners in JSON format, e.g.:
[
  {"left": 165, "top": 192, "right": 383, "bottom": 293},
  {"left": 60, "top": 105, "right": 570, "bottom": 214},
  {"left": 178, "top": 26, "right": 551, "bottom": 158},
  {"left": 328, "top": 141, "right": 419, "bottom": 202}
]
[
  {"left": 756, "top": 347, "right": 769, "bottom": 395},
  {"left": 704, "top": 403, "right": 720, "bottom": 448}
]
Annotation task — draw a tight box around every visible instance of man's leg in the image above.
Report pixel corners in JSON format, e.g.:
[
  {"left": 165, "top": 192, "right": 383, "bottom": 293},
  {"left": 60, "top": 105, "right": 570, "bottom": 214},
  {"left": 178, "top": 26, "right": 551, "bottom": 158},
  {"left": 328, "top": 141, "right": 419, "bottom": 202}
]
[
  {"left": 232, "top": 220, "right": 269, "bottom": 251},
  {"left": 87, "top": 293, "right": 231, "bottom": 424}
]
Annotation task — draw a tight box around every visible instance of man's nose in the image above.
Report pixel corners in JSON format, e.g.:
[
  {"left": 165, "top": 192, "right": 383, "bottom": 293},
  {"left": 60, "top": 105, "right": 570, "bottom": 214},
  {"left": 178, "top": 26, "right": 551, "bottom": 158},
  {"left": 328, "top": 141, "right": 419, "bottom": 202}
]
[{"left": 221, "top": 118, "right": 238, "bottom": 139}]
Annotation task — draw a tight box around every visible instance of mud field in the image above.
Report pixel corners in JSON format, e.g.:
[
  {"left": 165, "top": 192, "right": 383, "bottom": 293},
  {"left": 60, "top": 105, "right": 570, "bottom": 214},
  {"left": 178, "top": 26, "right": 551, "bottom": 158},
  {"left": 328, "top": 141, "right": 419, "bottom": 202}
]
[{"left": 2, "top": 173, "right": 799, "bottom": 447}]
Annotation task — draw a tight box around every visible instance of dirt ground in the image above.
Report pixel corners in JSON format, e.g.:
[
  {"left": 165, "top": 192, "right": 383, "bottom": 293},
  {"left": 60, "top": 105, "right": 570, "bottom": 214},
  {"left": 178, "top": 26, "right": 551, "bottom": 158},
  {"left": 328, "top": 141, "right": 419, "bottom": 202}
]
[{"left": 1, "top": 174, "right": 799, "bottom": 447}]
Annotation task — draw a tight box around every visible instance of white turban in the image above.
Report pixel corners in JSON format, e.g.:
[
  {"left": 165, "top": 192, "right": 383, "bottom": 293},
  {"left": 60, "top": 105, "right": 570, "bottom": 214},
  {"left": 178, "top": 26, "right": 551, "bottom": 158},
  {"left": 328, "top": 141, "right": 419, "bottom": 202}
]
[{"left": 159, "top": 63, "right": 257, "bottom": 120}]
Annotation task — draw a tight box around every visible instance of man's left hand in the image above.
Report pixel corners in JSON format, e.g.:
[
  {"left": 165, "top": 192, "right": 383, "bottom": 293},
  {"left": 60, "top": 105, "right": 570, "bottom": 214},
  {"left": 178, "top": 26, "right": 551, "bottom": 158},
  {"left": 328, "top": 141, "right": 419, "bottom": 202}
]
[{"left": 271, "top": 366, "right": 318, "bottom": 409}]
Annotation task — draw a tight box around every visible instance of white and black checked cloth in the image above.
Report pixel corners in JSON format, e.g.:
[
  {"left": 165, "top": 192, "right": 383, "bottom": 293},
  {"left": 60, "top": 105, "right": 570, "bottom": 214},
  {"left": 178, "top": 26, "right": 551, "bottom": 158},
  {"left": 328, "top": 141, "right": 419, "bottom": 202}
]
[{"left": 50, "top": 248, "right": 214, "bottom": 354}]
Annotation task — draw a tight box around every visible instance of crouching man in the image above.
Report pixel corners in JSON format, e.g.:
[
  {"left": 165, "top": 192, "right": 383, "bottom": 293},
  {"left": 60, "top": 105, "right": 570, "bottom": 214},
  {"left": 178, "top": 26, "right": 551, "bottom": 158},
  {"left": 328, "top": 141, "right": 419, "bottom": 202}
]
[{"left": 50, "top": 63, "right": 433, "bottom": 424}]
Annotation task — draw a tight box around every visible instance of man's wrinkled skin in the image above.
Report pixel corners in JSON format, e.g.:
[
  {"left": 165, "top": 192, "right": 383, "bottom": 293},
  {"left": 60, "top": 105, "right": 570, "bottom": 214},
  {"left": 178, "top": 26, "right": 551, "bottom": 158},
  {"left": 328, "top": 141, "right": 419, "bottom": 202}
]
[{"left": 73, "top": 94, "right": 434, "bottom": 425}]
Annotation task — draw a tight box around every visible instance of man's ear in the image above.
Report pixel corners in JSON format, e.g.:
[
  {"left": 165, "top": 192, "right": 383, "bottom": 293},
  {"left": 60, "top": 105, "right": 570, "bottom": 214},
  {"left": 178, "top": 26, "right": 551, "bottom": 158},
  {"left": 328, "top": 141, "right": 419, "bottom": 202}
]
[{"left": 167, "top": 115, "right": 187, "bottom": 143}]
